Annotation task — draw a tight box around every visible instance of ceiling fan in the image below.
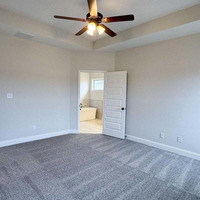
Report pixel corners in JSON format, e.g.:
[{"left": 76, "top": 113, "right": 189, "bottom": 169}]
[{"left": 54, "top": 0, "right": 134, "bottom": 37}]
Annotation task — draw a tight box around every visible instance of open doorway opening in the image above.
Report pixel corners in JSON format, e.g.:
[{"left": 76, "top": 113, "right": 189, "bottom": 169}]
[{"left": 79, "top": 72, "right": 104, "bottom": 134}]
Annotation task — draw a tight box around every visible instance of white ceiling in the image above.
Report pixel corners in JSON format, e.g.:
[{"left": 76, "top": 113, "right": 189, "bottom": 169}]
[{"left": 0, "top": 0, "right": 199, "bottom": 41}]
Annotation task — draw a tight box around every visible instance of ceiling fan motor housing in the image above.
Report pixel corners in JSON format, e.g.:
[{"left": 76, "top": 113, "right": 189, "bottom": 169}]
[{"left": 86, "top": 12, "right": 103, "bottom": 25}]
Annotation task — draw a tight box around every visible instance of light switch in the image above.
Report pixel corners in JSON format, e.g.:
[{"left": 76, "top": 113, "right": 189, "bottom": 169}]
[{"left": 7, "top": 93, "right": 13, "bottom": 99}]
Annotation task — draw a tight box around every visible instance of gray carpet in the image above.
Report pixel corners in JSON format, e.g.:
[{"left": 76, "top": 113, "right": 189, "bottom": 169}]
[{"left": 0, "top": 134, "right": 200, "bottom": 200}]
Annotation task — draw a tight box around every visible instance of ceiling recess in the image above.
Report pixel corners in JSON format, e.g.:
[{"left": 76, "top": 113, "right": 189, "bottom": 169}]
[{"left": 15, "top": 32, "right": 34, "bottom": 40}]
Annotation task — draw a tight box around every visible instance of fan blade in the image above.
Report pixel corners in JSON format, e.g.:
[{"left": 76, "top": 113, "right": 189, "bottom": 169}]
[
  {"left": 54, "top": 15, "right": 86, "bottom": 22},
  {"left": 75, "top": 26, "right": 88, "bottom": 36},
  {"left": 100, "top": 24, "right": 117, "bottom": 37},
  {"left": 87, "top": 0, "right": 98, "bottom": 17},
  {"left": 103, "top": 15, "right": 134, "bottom": 23}
]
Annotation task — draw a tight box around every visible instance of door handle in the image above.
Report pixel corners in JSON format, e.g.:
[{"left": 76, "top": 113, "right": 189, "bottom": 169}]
[{"left": 121, "top": 107, "right": 125, "bottom": 111}]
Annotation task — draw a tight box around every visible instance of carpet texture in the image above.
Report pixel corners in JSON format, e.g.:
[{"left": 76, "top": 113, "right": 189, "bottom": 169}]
[{"left": 0, "top": 134, "right": 200, "bottom": 200}]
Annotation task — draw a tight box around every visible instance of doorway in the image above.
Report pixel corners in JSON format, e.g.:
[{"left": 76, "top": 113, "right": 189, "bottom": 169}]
[{"left": 79, "top": 71, "right": 105, "bottom": 134}]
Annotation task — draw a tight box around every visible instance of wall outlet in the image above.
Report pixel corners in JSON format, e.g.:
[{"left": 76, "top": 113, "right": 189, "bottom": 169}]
[
  {"left": 177, "top": 136, "right": 183, "bottom": 143},
  {"left": 7, "top": 93, "right": 13, "bottom": 99},
  {"left": 160, "top": 132, "right": 165, "bottom": 139},
  {"left": 33, "top": 125, "right": 37, "bottom": 130}
]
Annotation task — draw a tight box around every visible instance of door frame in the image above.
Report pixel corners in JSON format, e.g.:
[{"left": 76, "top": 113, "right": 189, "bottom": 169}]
[{"left": 77, "top": 70, "right": 107, "bottom": 133}]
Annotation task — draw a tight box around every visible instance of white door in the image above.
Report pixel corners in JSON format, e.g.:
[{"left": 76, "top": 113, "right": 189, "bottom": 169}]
[{"left": 103, "top": 71, "right": 127, "bottom": 139}]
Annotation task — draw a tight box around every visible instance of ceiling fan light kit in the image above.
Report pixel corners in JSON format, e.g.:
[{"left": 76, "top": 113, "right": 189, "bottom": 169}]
[
  {"left": 97, "top": 25, "right": 105, "bottom": 35},
  {"left": 87, "top": 22, "right": 105, "bottom": 36},
  {"left": 88, "top": 22, "right": 96, "bottom": 31},
  {"left": 87, "top": 29, "right": 94, "bottom": 36},
  {"left": 54, "top": 0, "right": 134, "bottom": 37}
]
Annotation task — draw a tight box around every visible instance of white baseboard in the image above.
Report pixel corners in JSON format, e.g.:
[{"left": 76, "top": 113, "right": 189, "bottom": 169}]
[
  {"left": 69, "top": 129, "right": 79, "bottom": 134},
  {"left": 0, "top": 129, "right": 79, "bottom": 148},
  {"left": 126, "top": 135, "right": 200, "bottom": 161}
]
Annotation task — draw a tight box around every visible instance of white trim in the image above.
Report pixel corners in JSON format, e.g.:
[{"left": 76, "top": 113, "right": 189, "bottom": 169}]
[
  {"left": 0, "top": 130, "right": 78, "bottom": 148},
  {"left": 78, "top": 71, "right": 81, "bottom": 133},
  {"left": 126, "top": 135, "right": 200, "bottom": 161},
  {"left": 69, "top": 129, "right": 79, "bottom": 134}
]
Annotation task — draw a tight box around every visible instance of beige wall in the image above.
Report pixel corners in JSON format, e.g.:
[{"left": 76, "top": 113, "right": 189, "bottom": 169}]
[
  {"left": 115, "top": 33, "right": 200, "bottom": 154},
  {"left": 80, "top": 72, "right": 90, "bottom": 107},
  {"left": 80, "top": 72, "right": 104, "bottom": 102},
  {"left": 0, "top": 33, "right": 71, "bottom": 141},
  {"left": 90, "top": 73, "right": 104, "bottom": 101},
  {"left": 90, "top": 73, "right": 104, "bottom": 119}
]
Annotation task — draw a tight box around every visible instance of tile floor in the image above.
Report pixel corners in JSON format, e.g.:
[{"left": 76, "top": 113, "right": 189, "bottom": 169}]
[{"left": 80, "top": 119, "right": 102, "bottom": 134}]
